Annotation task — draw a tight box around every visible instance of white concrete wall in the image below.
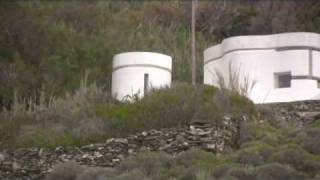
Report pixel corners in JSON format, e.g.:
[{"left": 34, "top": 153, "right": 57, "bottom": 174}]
[
  {"left": 112, "top": 52, "right": 172, "bottom": 101},
  {"left": 313, "top": 51, "right": 320, "bottom": 77},
  {"left": 204, "top": 32, "right": 320, "bottom": 104}
]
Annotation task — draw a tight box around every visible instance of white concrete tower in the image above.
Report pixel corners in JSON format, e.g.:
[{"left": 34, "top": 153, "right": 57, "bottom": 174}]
[{"left": 112, "top": 52, "right": 172, "bottom": 101}]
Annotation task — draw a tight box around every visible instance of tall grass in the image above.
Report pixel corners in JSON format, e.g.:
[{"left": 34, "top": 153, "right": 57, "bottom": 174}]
[
  {"left": 215, "top": 62, "right": 256, "bottom": 97},
  {"left": 0, "top": 82, "right": 255, "bottom": 149},
  {"left": 0, "top": 75, "right": 113, "bottom": 148}
]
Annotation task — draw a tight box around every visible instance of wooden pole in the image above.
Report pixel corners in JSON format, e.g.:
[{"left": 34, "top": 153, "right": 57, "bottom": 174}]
[{"left": 191, "top": 0, "right": 197, "bottom": 85}]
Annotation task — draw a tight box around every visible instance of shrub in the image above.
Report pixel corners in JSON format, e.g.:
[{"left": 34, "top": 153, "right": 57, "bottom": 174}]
[
  {"left": 256, "top": 163, "right": 304, "bottom": 180},
  {"left": 117, "top": 151, "right": 172, "bottom": 179},
  {"left": 235, "top": 148, "right": 264, "bottom": 166},
  {"left": 174, "top": 148, "right": 227, "bottom": 168},
  {"left": 237, "top": 122, "right": 281, "bottom": 146},
  {"left": 169, "top": 148, "right": 229, "bottom": 179},
  {"left": 217, "top": 165, "right": 256, "bottom": 180},
  {"left": 46, "top": 146, "right": 319, "bottom": 180},
  {"left": 283, "top": 126, "right": 320, "bottom": 155},
  {"left": 16, "top": 129, "right": 97, "bottom": 149},
  {"left": 113, "top": 169, "right": 151, "bottom": 180},
  {"left": 96, "top": 83, "right": 256, "bottom": 140},
  {"left": 45, "top": 161, "right": 83, "bottom": 180},
  {"left": 195, "top": 171, "right": 215, "bottom": 180},
  {"left": 216, "top": 176, "right": 238, "bottom": 180},
  {"left": 269, "top": 145, "right": 320, "bottom": 177},
  {"left": 0, "top": 83, "right": 113, "bottom": 149},
  {"left": 1, "top": 82, "right": 256, "bottom": 149},
  {"left": 239, "top": 141, "right": 274, "bottom": 161},
  {"left": 76, "top": 167, "right": 115, "bottom": 180},
  {"left": 301, "top": 128, "right": 320, "bottom": 155},
  {"left": 228, "top": 168, "right": 256, "bottom": 180},
  {"left": 115, "top": 148, "right": 223, "bottom": 180}
]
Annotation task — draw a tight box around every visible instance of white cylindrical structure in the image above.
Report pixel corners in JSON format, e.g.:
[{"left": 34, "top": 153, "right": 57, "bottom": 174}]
[
  {"left": 112, "top": 52, "right": 172, "bottom": 101},
  {"left": 204, "top": 32, "right": 320, "bottom": 104}
]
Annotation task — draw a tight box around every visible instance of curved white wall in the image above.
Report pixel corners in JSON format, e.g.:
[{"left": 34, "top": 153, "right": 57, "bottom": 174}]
[
  {"left": 112, "top": 52, "right": 172, "bottom": 101},
  {"left": 204, "top": 32, "right": 320, "bottom": 104}
]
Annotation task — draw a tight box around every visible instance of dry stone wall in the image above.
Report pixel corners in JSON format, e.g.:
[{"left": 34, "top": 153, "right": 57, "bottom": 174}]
[
  {"left": 2, "top": 100, "right": 319, "bottom": 180},
  {"left": 0, "top": 119, "right": 238, "bottom": 180},
  {"left": 259, "top": 100, "right": 320, "bottom": 127}
]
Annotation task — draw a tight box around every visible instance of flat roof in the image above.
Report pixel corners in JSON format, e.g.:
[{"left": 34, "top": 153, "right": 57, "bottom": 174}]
[{"left": 204, "top": 32, "right": 320, "bottom": 64}]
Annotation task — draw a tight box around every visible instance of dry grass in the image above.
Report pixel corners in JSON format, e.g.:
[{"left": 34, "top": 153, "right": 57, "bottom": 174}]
[
  {"left": 0, "top": 81, "right": 256, "bottom": 149},
  {"left": 0, "top": 77, "right": 114, "bottom": 148},
  {"left": 215, "top": 62, "right": 256, "bottom": 97}
]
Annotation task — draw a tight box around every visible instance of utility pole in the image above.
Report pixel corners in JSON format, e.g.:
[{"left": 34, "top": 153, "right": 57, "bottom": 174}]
[{"left": 191, "top": 0, "right": 197, "bottom": 85}]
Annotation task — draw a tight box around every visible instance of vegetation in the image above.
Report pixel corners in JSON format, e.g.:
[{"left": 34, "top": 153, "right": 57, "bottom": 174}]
[
  {"left": 0, "top": 83, "right": 255, "bottom": 149},
  {"left": 46, "top": 117, "right": 320, "bottom": 180},
  {"left": 1, "top": 1, "right": 320, "bottom": 109},
  {"left": 1, "top": 1, "right": 320, "bottom": 179}
]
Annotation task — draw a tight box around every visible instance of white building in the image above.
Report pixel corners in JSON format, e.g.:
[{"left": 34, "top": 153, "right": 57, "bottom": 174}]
[
  {"left": 112, "top": 52, "right": 172, "bottom": 101},
  {"left": 204, "top": 32, "right": 320, "bottom": 104}
]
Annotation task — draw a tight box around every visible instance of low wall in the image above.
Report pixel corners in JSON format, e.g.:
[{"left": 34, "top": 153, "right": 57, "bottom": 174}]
[{"left": 0, "top": 120, "right": 236, "bottom": 180}]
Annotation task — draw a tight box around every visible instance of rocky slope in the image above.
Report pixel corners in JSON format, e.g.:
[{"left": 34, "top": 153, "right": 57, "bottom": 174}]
[
  {"left": 258, "top": 100, "right": 320, "bottom": 127},
  {"left": 2, "top": 100, "right": 320, "bottom": 180},
  {"left": 0, "top": 118, "right": 238, "bottom": 180}
]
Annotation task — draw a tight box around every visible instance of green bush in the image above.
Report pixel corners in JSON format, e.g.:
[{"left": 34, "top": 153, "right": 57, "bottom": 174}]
[
  {"left": 77, "top": 167, "right": 115, "bottom": 180},
  {"left": 176, "top": 148, "right": 229, "bottom": 169},
  {"left": 1, "top": 83, "right": 256, "bottom": 149},
  {"left": 45, "top": 161, "right": 83, "bottom": 180},
  {"left": 282, "top": 123, "right": 320, "bottom": 156},
  {"left": 269, "top": 145, "right": 320, "bottom": 177},
  {"left": 0, "top": 83, "right": 113, "bottom": 149},
  {"left": 95, "top": 83, "right": 256, "bottom": 140},
  {"left": 213, "top": 164, "right": 256, "bottom": 180},
  {"left": 46, "top": 146, "right": 320, "bottom": 180},
  {"left": 235, "top": 148, "right": 265, "bottom": 166},
  {"left": 16, "top": 130, "right": 90, "bottom": 149},
  {"left": 239, "top": 141, "right": 274, "bottom": 161},
  {"left": 226, "top": 167, "right": 256, "bottom": 180},
  {"left": 256, "top": 163, "right": 304, "bottom": 180},
  {"left": 238, "top": 122, "right": 282, "bottom": 146},
  {"left": 117, "top": 151, "right": 172, "bottom": 179},
  {"left": 302, "top": 128, "right": 320, "bottom": 155}
]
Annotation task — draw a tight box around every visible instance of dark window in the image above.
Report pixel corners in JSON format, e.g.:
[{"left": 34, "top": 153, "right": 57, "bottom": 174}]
[
  {"left": 144, "top": 73, "right": 149, "bottom": 93},
  {"left": 318, "top": 80, "right": 320, "bottom": 88},
  {"left": 275, "top": 72, "right": 291, "bottom": 88}
]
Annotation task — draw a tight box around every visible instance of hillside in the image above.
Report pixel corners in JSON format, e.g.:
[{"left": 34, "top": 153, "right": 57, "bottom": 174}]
[
  {"left": 1, "top": 98, "right": 320, "bottom": 179},
  {"left": 1, "top": 1, "right": 320, "bottom": 180},
  {"left": 1, "top": 1, "right": 320, "bottom": 108}
]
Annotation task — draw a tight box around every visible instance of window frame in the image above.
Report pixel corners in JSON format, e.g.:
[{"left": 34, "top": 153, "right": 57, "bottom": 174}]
[{"left": 274, "top": 72, "right": 292, "bottom": 88}]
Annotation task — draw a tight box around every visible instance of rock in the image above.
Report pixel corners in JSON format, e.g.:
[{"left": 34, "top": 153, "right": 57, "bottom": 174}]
[
  {"left": 206, "top": 144, "right": 216, "bottom": 151},
  {"left": 263, "top": 100, "right": 320, "bottom": 127},
  {"left": 296, "top": 111, "right": 320, "bottom": 120},
  {"left": 128, "top": 149, "right": 134, "bottom": 154},
  {"left": 0, "top": 120, "right": 235, "bottom": 179},
  {"left": 94, "top": 151, "right": 103, "bottom": 158},
  {"left": 38, "top": 148, "right": 43, "bottom": 156},
  {"left": 12, "top": 162, "right": 20, "bottom": 172},
  {"left": 0, "top": 153, "right": 5, "bottom": 162},
  {"left": 141, "top": 131, "right": 148, "bottom": 136},
  {"left": 114, "top": 138, "right": 128, "bottom": 144}
]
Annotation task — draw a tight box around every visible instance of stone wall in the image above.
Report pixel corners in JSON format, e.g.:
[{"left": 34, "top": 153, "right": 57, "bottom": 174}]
[
  {"left": 0, "top": 119, "right": 238, "bottom": 180},
  {"left": 258, "top": 100, "right": 320, "bottom": 127},
  {"left": 2, "top": 100, "right": 320, "bottom": 180}
]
